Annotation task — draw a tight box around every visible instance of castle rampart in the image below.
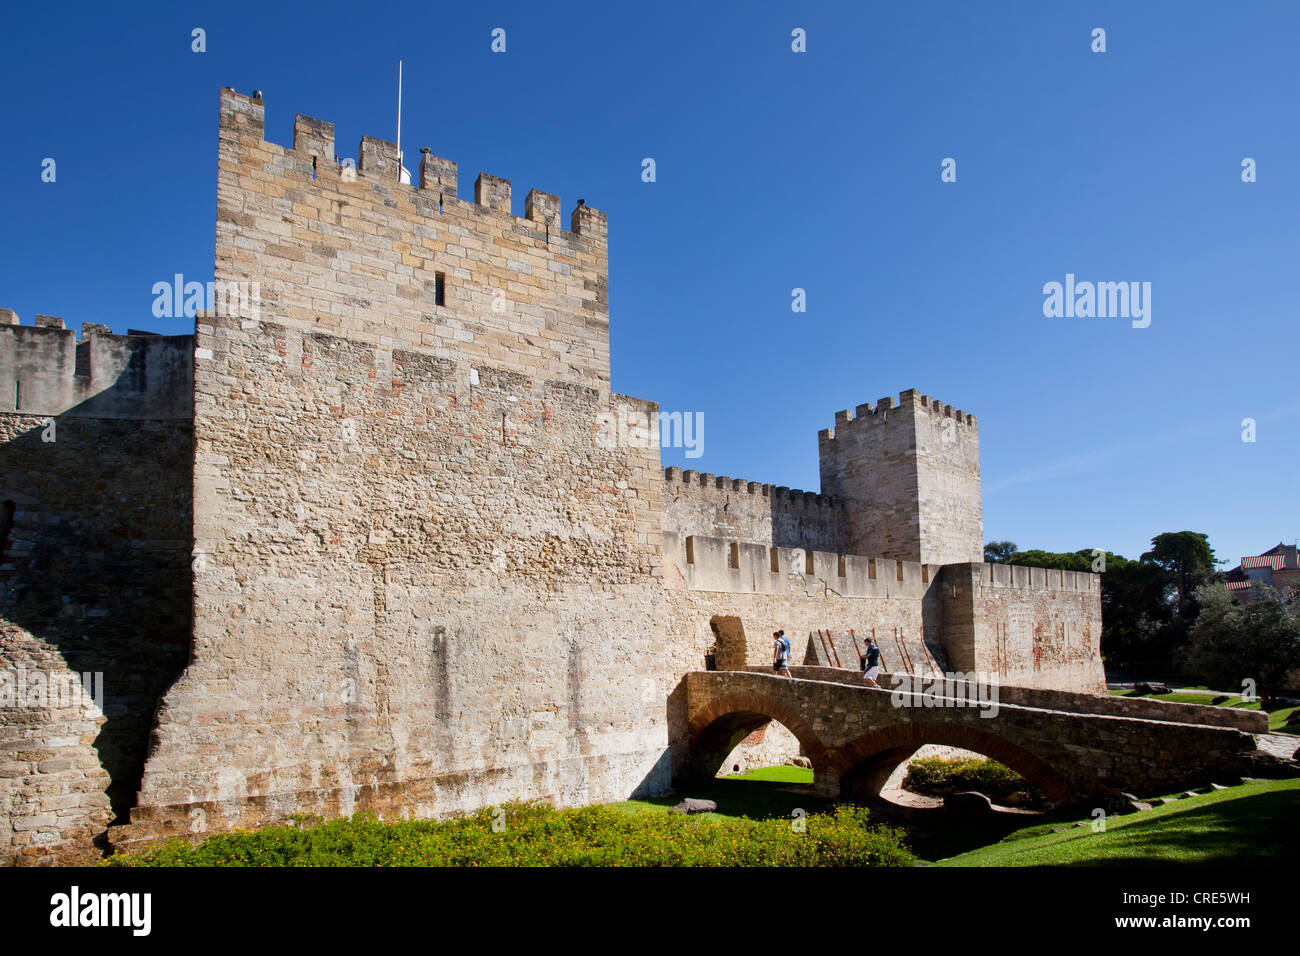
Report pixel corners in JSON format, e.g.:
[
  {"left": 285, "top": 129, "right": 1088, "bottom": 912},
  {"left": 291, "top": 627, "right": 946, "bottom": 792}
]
[
  {"left": 662, "top": 466, "right": 846, "bottom": 553},
  {"left": 0, "top": 318, "right": 193, "bottom": 420},
  {"left": 661, "top": 530, "right": 1103, "bottom": 694},
  {"left": 0, "top": 316, "right": 193, "bottom": 863}
]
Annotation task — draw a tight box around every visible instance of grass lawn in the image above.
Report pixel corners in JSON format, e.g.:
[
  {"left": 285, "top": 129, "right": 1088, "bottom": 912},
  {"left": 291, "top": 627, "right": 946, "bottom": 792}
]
[
  {"left": 106, "top": 766, "right": 918, "bottom": 867},
  {"left": 611, "top": 765, "right": 830, "bottom": 824},
  {"left": 935, "top": 779, "right": 1300, "bottom": 866}
]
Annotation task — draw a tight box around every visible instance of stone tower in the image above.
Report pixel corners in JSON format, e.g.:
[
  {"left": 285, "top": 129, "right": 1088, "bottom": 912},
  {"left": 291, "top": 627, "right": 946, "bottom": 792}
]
[{"left": 817, "top": 388, "right": 982, "bottom": 565}]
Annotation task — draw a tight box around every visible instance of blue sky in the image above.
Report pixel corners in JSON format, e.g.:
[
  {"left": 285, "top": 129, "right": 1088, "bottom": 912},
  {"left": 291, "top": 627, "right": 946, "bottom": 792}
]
[{"left": 2, "top": 1, "right": 1296, "bottom": 567}]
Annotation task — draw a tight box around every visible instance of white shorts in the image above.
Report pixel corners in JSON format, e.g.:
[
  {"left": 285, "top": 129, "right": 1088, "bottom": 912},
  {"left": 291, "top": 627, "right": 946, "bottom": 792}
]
[{"left": 864, "top": 665, "right": 881, "bottom": 680}]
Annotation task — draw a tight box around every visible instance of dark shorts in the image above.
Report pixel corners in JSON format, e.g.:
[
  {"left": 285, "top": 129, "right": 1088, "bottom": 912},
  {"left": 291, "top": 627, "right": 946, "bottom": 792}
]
[{"left": 774, "top": 662, "right": 787, "bottom": 672}]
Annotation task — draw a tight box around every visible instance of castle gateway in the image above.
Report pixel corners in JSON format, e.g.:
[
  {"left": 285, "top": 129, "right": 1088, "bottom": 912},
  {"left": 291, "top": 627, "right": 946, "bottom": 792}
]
[{"left": 0, "top": 89, "right": 1105, "bottom": 863}]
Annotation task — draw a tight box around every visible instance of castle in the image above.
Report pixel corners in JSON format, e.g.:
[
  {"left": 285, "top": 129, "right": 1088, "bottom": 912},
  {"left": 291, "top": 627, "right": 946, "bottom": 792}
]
[{"left": 0, "top": 89, "right": 1102, "bottom": 864}]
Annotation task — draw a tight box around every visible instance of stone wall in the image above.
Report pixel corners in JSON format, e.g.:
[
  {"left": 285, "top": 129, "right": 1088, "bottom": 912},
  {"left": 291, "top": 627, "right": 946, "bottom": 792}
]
[
  {"left": 686, "top": 671, "right": 1262, "bottom": 802},
  {"left": 944, "top": 562, "right": 1106, "bottom": 692},
  {"left": 0, "top": 86, "right": 1122, "bottom": 861},
  {"left": 660, "top": 530, "right": 1107, "bottom": 772},
  {"left": 116, "top": 304, "right": 674, "bottom": 847},
  {"left": 663, "top": 530, "right": 1100, "bottom": 692},
  {"left": 0, "top": 324, "right": 193, "bottom": 865},
  {"left": 662, "top": 467, "right": 845, "bottom": 552}
]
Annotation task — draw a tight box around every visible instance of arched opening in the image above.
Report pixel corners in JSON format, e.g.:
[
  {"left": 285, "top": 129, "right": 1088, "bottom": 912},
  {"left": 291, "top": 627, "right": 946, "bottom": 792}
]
[
  {"left": 832, "top": 723, "right": 1076, "bottom": 860},
  {"left": 691, "top": 710, "right": 807, "bottom": 779},
  {"left": 680, "top": 702, "right": 829, "bottom": 819},
  {"left": 686, "top": 691, "right": 830, "bottom": 784},
  {"left": 835, "top": 722, "right": 1073, "bottom": 807},
  {"left": 708, "top": 615, "right": 747, "bottom": 671}
]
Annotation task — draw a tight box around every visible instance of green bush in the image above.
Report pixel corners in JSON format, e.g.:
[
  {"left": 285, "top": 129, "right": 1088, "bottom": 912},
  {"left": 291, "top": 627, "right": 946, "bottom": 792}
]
[
  {"left": 903, "top": 757, "right": 1044, "bottom": 807},
  {"left": 104, "top": 801, "right": 915, "bottom": 867}
]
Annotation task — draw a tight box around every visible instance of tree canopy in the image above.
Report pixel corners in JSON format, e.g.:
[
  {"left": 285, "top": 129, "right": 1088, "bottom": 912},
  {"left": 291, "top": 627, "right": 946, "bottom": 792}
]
[{"left": 1182, "top": 583, "right": 1300, "bottom": 705}]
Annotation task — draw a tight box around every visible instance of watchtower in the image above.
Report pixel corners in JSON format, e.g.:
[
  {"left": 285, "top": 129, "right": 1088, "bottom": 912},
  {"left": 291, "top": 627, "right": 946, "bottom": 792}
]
[{"left": 818, "top": 388, "right": 982, "bottom": 565}]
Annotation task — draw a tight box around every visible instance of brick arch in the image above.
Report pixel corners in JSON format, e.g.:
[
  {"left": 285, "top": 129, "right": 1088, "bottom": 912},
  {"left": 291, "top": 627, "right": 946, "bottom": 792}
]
[
  {"left": 687, "top": 691, "right": 830, "bottom": 777},
  {"left": 832, "top": 721, "right": 1074, "bottom": 803}
]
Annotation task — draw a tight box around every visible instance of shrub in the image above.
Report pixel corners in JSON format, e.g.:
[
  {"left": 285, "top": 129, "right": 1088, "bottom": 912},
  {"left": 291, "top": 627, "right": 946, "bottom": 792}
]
[
  {"left": 104, "top": 801, "right": 915, "bottom": 867},
  {"left": 903, "top": 757, "right": 1044, "bottom": 807}
]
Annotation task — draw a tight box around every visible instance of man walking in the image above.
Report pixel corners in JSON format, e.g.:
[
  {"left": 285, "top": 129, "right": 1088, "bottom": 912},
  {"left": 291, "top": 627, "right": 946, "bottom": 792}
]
[
  {"left": 773, "top": 629, "right": 792, "bottom": 677},
  {"left": 860, "top": 637, "right": 884, "bottom": 688}
]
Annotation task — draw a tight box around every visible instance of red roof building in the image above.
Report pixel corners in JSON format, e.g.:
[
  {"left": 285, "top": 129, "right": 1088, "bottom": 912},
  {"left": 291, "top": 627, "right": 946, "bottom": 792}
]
[{"left": 1225, "top": 543, "right": 1300, "bottom": 601}]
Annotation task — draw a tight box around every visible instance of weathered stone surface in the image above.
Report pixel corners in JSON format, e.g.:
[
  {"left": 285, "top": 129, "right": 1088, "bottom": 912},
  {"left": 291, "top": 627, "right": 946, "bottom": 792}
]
[
  {"left": 669, "top": 798, "right": 717, "bottom": 814},
  {"left": 1134, "top": 682, "right": 1171, "bottom": 695},
  {"left": 685, "top": 671, "right": 1264, "bottom": 804}
]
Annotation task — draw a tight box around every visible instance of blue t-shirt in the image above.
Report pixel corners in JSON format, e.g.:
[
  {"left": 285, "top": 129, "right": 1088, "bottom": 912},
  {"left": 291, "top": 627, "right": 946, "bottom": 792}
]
[
  {"left": 775, "top": 636, "right": 790, "bottom": 663},
  {"left": 865, "top": 644, "right": 880, "bottom": 668}
]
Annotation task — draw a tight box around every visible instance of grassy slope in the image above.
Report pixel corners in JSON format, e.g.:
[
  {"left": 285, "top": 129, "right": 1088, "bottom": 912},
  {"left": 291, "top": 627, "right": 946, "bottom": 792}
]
[
  {"left": 611, "top": 765, "right": 829, "bottom": 824},
  {"left": 936, "top": 779, "right": 1300, "bottom": 866}
]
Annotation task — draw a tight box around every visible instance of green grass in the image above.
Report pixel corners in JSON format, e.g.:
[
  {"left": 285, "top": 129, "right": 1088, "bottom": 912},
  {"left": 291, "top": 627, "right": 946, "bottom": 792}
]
[
  {"left": 935, "top": 779, "right": 1300, "bottom": 866},
  {"left": 612, "top": 765, "right": 827, "bottom": 823},
  {"left": 107, "top": 767, "right": 919, "bottom": 867}
]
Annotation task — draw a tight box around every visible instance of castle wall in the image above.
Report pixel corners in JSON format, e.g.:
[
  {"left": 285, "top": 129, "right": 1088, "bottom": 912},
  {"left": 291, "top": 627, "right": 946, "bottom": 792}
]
[
  {"left": 943, "top": 562, "right": 1105, "bottom": 692},
  {"left": 0, "top": 86, "right": 1109, "bottom": 860},
  {"left": 662, "top": 467, "right": 845, "bottom": 552},
  {"left": 122, "top": 313, "right": 671, "bottom": 845},
  {"left": 0, "top": 324, "right": 193, "bottom": 864}
]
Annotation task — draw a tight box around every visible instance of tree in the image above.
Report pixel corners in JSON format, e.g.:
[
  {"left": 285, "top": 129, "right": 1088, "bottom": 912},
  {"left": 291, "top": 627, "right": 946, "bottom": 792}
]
[
  {"left": 1183, "top": 583, "right": 1300, "bottom": 707},
  {"left": 983, "top": 540, "right": 1018, "bottom": 563},
  {"left": 1141, "top": 531, "right": 1217, "bottom": 611},
  {"left": 1100, "top": 556, "right": 1175, "bottom": 667}
]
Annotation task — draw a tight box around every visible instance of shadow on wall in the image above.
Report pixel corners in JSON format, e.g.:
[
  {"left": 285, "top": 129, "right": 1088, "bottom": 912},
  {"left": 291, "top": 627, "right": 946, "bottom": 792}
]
[{"left": 0, "top": 354, "right": 193, "bottom": 842}]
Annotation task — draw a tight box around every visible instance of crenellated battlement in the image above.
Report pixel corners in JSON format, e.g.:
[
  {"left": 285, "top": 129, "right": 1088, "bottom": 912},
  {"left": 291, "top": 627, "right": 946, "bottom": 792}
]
[
  {"left": 0, "top": 313, "right": 193, "bottom": 420},
  {"left": 662, "top": 530, "right": 946, "bottom": 599},
  {"left": 221, "top": 88, "right": 606, "bottom": 243},
  {"left": 973, "top": 561, "right": 1099, "bottom": 594},
  {"left": 214, "top": 87, "right": 613, "bottom": 388},
  {"left": 818, "top": 388, "right": 977, "bottom": 442},
  {"left": 663, "top": 466, "right": 841, "bottom": 510}
]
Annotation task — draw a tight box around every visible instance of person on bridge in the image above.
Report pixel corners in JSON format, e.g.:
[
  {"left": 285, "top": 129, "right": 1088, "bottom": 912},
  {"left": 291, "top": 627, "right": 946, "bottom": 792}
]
[
  {"left": 773, "top": 630, "right": 792, "bottom": 677},
  {"left": 860, "top": 637, "right": 884, "bottom": 688}
]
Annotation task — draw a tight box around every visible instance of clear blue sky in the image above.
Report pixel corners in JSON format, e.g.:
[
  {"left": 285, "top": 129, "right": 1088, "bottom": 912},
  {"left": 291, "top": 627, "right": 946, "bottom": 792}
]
[{"left": 2, "top": 1, "right": 1296, "bottom": 567}]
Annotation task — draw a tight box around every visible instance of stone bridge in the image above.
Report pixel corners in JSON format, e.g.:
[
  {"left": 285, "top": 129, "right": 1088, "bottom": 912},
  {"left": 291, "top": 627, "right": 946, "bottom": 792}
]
[{"left": 683, "top": 667, "right": 1271, "bottom": 803}]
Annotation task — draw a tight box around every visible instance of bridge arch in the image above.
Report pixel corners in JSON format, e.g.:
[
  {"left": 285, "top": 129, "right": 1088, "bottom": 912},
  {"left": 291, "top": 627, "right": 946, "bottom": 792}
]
[
  {"left": 834, "top": 721, "right": 1074, "bottom": 804},
  {"left": 686, "top": 690, "right": 830, "bottom": 782}
]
